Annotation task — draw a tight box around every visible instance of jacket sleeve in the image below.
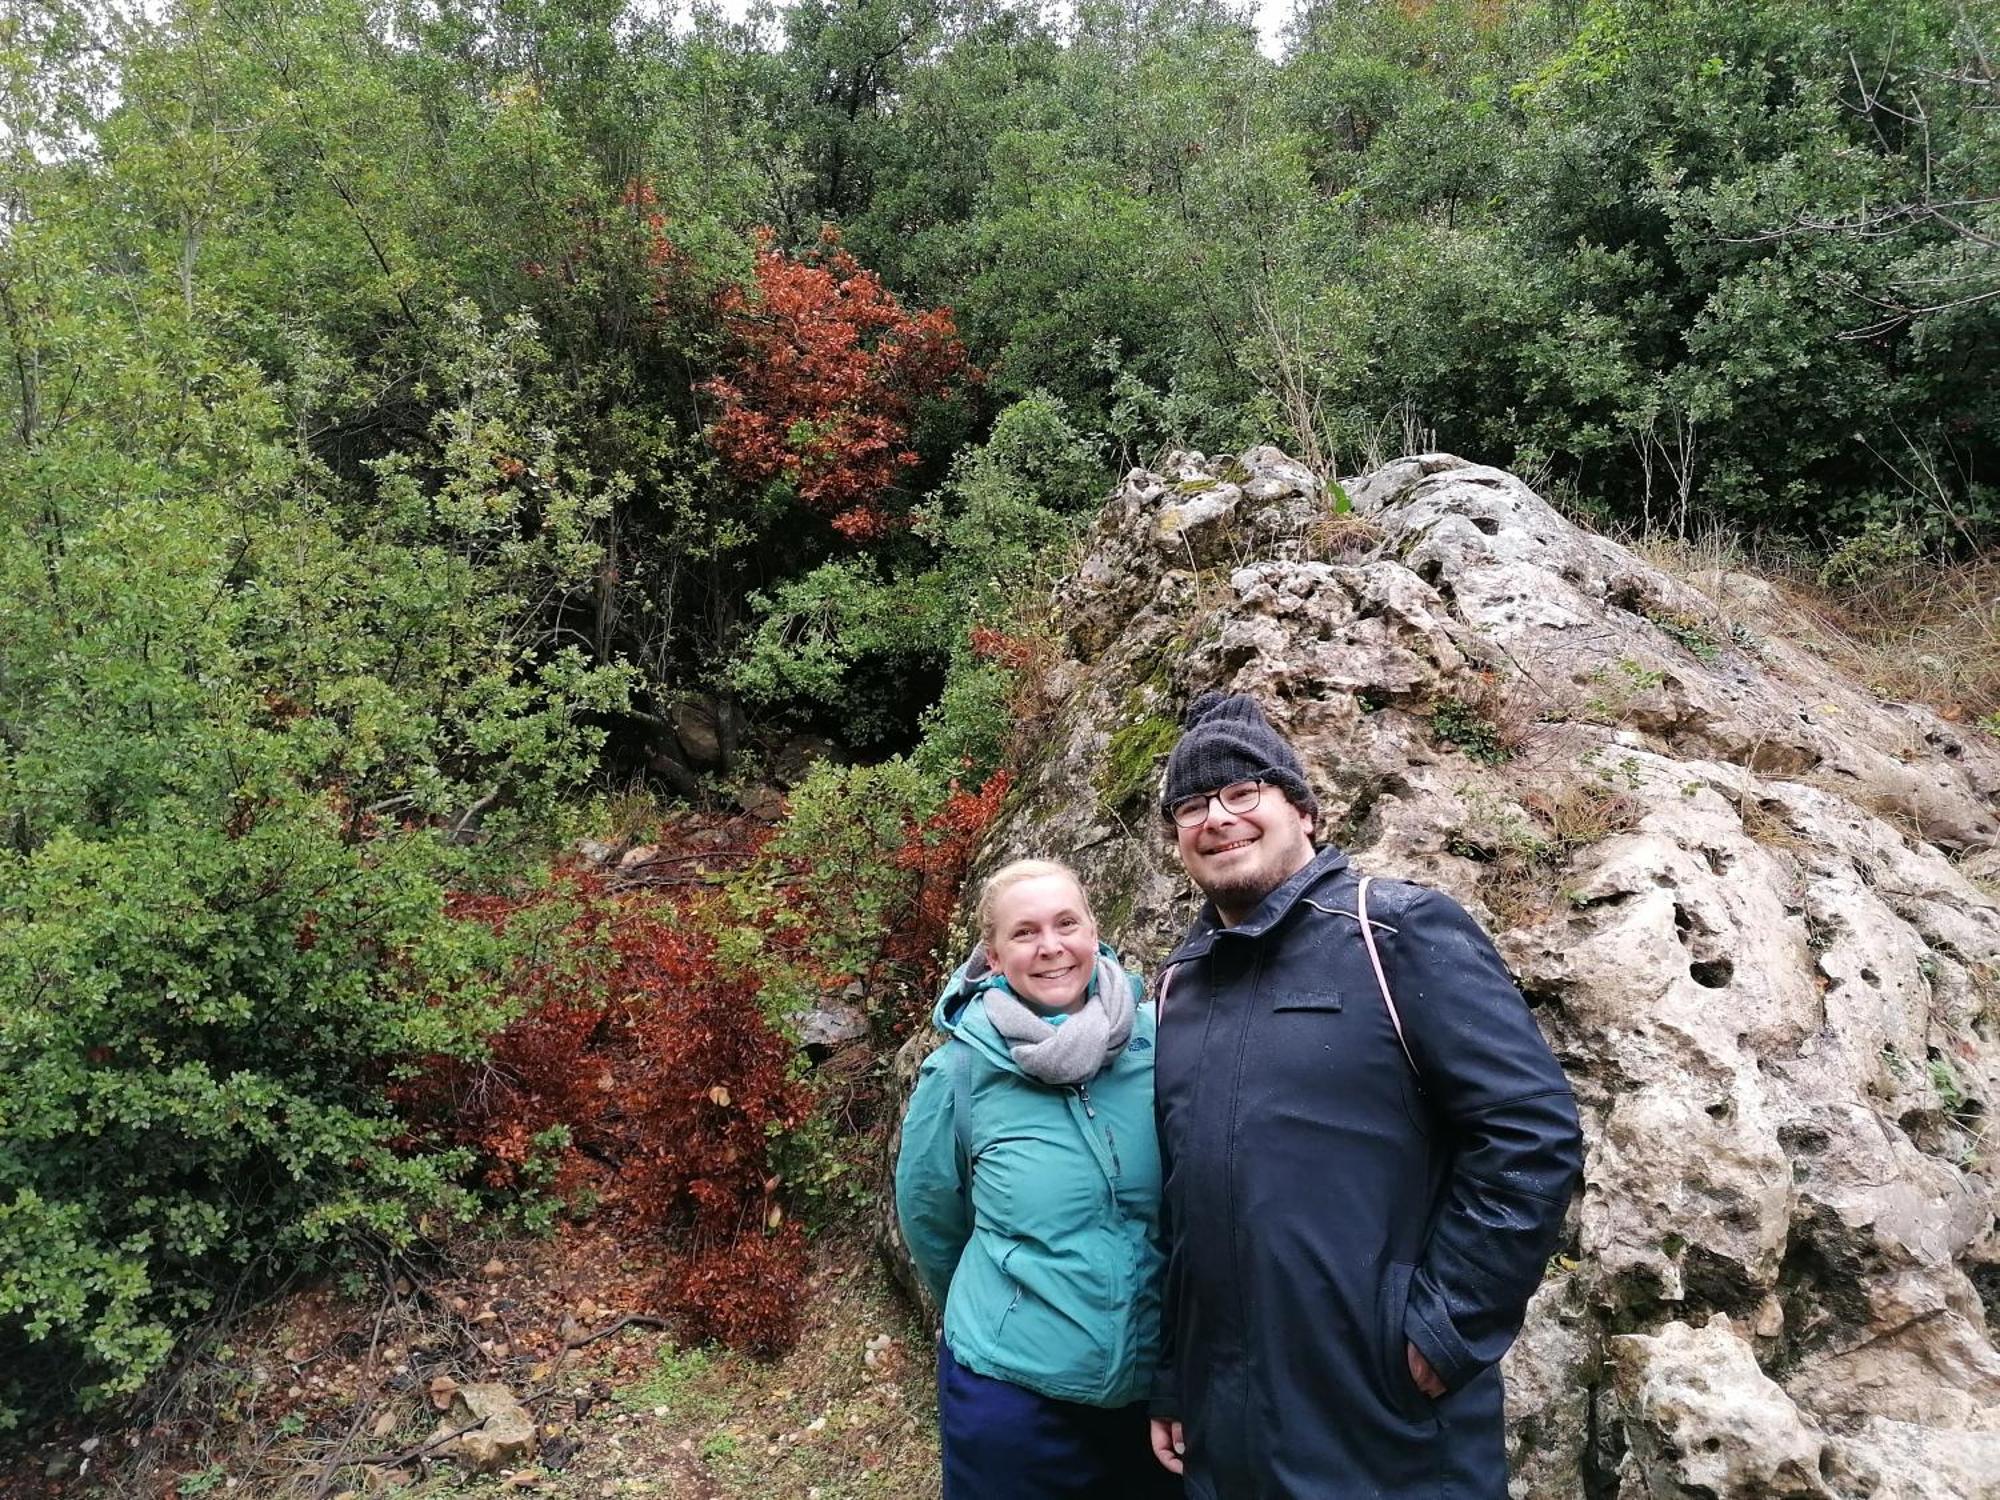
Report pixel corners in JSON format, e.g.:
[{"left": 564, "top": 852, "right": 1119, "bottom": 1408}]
[
  {"left": 1147, "top": 978, "right": 1181, "bottom": 1420},
  {"left": 1385, "top": 885, "right": 1583, "bottom": 1394},
  {"left": 893, "top": 1044, "right": 973, "bottom": 1311},
  {"left": 1147, "top": 1166, "right": 1182, "bottom": 1419}
]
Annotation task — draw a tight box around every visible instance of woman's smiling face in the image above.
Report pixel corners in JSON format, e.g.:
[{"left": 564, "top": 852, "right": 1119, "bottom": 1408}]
[{"left": 987, "top": 873, "right": 1098, "bottom": 1014}]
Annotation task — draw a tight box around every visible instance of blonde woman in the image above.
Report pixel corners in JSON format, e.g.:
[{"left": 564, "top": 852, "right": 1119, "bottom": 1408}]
[{"left": 896, "top": 859, "right": 1177, "bottom": 1499}]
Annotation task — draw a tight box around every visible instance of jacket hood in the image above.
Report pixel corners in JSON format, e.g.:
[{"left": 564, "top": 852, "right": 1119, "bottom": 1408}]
[
  {"left": 930, "top": 937, "right": 1127, "bottom": 1075},
  {"left": 1163, "top": 844, "right": 1351, "bottom": 967}
]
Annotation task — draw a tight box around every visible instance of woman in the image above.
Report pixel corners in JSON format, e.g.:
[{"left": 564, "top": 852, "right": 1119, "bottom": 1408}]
[{"left": 895, "top": 859, "right": 1177, "bottom": 1499}]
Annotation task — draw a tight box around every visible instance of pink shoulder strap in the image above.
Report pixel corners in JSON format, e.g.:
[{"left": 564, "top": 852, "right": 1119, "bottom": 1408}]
[{"left": 1358, "top": 877, "right": 1420, "bottom": 1078}]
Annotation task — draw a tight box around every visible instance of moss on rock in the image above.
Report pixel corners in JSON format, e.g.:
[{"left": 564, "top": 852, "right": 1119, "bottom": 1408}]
[{"left": 1098, "top": 710, "right": 1179, "bottom": 818}]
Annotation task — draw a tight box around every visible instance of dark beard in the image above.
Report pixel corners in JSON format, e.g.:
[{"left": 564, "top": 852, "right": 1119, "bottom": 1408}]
[{"left": 1205, "top": 869, "right": 1287, "bottom": 923}]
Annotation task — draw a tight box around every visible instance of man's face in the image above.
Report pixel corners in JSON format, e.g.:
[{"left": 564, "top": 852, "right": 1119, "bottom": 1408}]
[{"left": 1172, "top": 781, "right": 1317, "bottom": 925}]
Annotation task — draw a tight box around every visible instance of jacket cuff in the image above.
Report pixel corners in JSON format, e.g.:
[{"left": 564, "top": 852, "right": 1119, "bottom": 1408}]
[
  {"left": 1403, "top": 1272, "right": 1484, "bottom": 1394},
  {"left": 1147, "top": 1367, "right": 1179, "bottom": 1419}
]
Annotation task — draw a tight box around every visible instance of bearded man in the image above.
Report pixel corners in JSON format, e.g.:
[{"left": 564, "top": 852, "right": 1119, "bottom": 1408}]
[{"left": 1146, "top": 691, "right": 1583, "bottom": 1499}]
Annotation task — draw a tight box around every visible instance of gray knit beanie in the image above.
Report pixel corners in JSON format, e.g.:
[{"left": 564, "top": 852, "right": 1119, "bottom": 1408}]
[{"left": 1159, "top": 691, "right": 1319, "bottom": 824}]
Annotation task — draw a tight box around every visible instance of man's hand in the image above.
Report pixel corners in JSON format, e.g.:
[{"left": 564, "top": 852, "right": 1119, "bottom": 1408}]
[
  {"left": 1407, "top": 1341, "right": 1447, "bottom": 1399},
  {"left": 1149, "top": 1417, "right": 1186, "bottom": 1474}
]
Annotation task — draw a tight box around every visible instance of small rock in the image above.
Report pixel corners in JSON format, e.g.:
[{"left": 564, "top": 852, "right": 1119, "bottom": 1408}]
[
  {"left": 788, "top": 999, "right": 867, "bottom": 1048},
  {"left": 481, "top": 1258, "right": 507, "bottom": 1279},
  {"left": 371, "top": 1409, "right": 398, "bottom": 1438},
  {"left": 434, "top": 1383, "right": 537, "bottom": 1475},
  {"left": 79, "top": 1437, "right": 102, "bottom": 1456},
  {"left": 428, "top": 1375, "right": 460, "bottom": 1411},
  {"left": 736, "top": 784, "right": 785, "bottom": 820}
]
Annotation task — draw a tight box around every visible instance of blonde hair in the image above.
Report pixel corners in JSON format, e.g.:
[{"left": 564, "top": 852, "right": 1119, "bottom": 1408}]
[{"left": 976, "top": 858, "right": 1094, "bottom": 943}]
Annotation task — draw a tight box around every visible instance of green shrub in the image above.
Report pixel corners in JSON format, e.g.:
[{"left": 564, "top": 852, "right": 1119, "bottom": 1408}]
[
  {"left": 729, "top": 394, "right": 1106, "bottom": 757},
  {"left": 0, "top": 790, "right": 521, "bottom": 1425}
]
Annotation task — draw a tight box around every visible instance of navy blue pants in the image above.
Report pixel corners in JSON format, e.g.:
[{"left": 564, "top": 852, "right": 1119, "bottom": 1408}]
[{"left": 937, "top": 1339, "right": 1182, "bottom": 1500}]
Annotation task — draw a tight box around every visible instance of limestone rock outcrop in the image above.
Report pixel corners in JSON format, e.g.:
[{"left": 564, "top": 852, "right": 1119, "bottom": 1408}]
[{"left": 894, "top": 449, "right": 2000, "bottom": 1499}]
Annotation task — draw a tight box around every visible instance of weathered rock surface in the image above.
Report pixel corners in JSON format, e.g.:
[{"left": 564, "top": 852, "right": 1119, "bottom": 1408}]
[{"left": 888, "top": 448, "right": 2000, "bottom": 1499}]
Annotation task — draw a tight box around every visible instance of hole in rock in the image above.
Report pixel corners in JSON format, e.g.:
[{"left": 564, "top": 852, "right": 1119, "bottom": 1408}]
[
  {"left": 1690, "top": 958, "right": 1734, "bottom": 988},
  {"left": 1471, "top": 516, "right": 1499, "bottom": 535},
  {"left": 1971, "top": 1263, "right": 2000, "bottom": 1330},
  {"left": 1521, "top": 984, "right": 1564, "bottom": 1012}
]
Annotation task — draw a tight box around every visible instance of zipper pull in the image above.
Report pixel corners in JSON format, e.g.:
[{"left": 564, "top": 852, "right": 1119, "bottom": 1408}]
[{"left": 1076, "top": 1083, "right": 1096, "bottom": 1118}]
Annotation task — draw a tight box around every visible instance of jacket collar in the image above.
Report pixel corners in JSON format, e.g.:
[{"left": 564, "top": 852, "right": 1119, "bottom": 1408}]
[{"left": 1163, "top": 845, "right": 1351, "bottom": 966}]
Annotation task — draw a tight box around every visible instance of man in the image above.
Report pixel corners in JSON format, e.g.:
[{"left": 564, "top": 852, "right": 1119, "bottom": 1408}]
[{"left": 1146, "top": 691, "right": 1583, "bottom": 1499}]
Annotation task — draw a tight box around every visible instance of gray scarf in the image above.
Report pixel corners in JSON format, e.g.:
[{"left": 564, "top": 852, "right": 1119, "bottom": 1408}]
[{"left": 971, "top": 948, "right": 1136, "bottom": 1087}]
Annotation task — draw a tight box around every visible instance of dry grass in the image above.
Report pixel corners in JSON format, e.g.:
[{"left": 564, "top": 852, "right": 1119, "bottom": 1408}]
[
  {"left": 1451, "top": 772, "right": 1643, "bottom": 929},
  {"left": 1428, "top": 670, "right": 1546, "bottom": 767},
  {"left": 1627, "top": 529, "right": 2000, "bottom": 731},
  {"left": 1778, "top": 558, "right": 2000, "bottom": 728},
  {"left": 1309, "top": 509, "right": 1386, "bottom": 562},
  {"left": 1526, "top": 780, "right": 1641, "bottom": 850}
]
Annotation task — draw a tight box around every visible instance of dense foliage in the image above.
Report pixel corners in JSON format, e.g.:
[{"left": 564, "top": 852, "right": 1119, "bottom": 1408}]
[{"left": 1, "top": 0, "right": 1993, "bottom": 1432}]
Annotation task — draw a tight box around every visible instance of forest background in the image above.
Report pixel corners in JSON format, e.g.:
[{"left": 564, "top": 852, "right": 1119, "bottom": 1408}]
[{"left": 2, "top": 0, "right": 1995, "bottom": 1453}]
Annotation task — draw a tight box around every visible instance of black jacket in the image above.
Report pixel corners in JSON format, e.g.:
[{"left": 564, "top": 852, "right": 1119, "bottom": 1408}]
[{"left": 1153, "top": 847, "right": 1583, "bottom": 1499}]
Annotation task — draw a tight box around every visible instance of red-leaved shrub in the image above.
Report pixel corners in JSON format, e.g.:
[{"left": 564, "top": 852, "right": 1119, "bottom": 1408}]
[
  {"left": 885, "top": 772, "right": 1013, "bottom": 1002},
  {"left": 402, "top": 839, "right": 812, "bottom": 1351},
  {"left": 702, "top": 227, "right": 975, "bottom": 540}
]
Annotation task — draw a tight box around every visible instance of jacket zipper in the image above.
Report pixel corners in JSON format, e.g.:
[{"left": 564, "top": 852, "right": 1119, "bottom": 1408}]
[
  {"left": 1075, "top": 1082, "right": 1122, "bottom": 1177},
  {"left": 1074, "top": 1078, "right": 1127, "bottom": 1398}
]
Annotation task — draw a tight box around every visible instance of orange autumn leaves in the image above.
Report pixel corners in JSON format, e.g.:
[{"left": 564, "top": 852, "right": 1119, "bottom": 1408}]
[{"left": 700, "top": 228, "right": 977, "bottom": 541}]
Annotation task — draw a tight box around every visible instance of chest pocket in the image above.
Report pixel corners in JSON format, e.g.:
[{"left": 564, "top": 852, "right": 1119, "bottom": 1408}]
[{"left": 1270, "top": 990, "right": 1343, "bottom": 1013}]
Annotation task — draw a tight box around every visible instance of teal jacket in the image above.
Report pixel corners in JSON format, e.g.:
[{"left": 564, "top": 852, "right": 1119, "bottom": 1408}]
[{"left": 894, "top": 945, "right": 1165, "bottom": 1407}]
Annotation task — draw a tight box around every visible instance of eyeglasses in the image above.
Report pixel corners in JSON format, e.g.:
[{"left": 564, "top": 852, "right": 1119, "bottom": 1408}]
[{"left": 1169, "top": 779, "right": 1268, "bottom": 829}]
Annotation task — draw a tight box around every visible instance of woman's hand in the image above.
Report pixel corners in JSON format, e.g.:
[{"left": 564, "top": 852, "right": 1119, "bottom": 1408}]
[{"left": 1149, "top": 1417, "right": 1185, "bottom": 1474}]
